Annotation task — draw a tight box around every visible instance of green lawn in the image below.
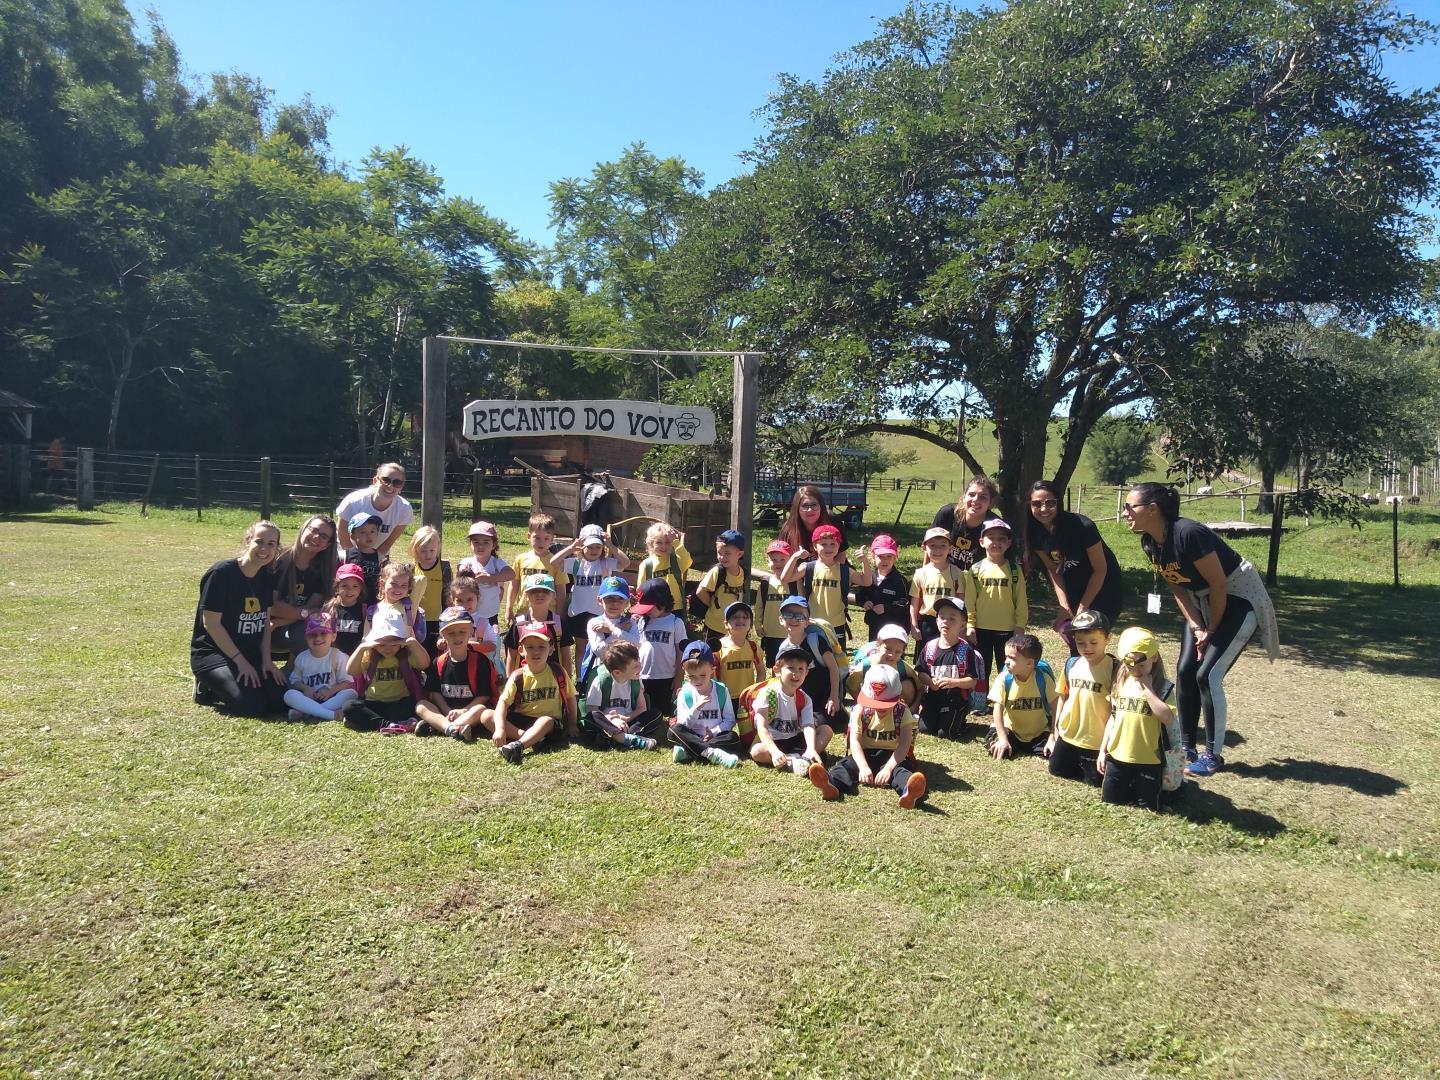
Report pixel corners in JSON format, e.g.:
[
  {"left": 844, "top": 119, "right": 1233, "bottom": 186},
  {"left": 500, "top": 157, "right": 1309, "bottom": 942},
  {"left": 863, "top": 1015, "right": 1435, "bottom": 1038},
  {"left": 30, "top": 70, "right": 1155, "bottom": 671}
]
[{"left": 2, "top": 501, "right": 1439, "bottom": 1077}]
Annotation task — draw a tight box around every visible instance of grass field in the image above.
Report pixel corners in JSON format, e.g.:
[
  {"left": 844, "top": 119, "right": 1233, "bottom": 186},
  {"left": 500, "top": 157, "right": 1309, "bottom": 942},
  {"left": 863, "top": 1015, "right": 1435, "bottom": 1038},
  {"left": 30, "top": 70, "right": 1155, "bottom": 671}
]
[{"left": 3, "top": 493, "right": 1439, "bottom": 1077}]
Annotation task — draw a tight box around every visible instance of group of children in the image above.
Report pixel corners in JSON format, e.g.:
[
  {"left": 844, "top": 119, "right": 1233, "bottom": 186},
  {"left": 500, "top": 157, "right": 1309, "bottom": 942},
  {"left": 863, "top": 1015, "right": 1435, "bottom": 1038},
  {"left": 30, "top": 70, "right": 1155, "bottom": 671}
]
[{"left": 271, "top": 508, "right": 1183, "bottom": 812}]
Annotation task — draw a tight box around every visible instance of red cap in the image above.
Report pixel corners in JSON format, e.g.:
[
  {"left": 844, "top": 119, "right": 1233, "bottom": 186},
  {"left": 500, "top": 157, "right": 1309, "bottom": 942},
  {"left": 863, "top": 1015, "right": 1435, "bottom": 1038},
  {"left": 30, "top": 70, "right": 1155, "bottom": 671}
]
[
  {"left": 812, "top": 524, "right": 842, "bottom": 543},
  {"left": 765, "top": 539, "right": 793, "bottom": 557}
]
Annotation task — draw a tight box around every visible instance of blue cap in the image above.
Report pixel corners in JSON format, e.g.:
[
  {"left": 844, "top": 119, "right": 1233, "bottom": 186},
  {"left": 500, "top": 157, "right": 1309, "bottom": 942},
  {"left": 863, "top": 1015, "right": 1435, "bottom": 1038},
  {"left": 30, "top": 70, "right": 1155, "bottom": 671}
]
[
  {"left": 716, "top": 528, "right": 746, "bottom": 550},
  {"left": 598, "top": 576, "right": 630, "bottom": 600},
  {"left": 347, "top": 511, "right": 382, "bottom": 533},
  {"left": 682, "top": 640, "right": 714, "bottom": 664},
  {"left": 778, "top": 594, "right": 809, "bottom": 611},
  {"left": 723, "top": 600, "right": 753, "bottom": 621}
]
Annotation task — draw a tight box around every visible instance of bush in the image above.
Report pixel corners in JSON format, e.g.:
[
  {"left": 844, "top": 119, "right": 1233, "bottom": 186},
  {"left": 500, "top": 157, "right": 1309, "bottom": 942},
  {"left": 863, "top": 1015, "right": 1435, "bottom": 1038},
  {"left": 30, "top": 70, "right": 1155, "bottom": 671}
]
[{"left": 1091, "top": 417, "right": 1153, "bottom": 486}]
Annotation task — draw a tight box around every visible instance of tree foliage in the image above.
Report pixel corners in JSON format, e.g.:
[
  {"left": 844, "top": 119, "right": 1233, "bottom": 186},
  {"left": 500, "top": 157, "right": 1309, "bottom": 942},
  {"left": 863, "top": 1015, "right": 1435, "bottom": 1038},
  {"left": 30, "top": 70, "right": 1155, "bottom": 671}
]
[{"left": 1089, "top": 416, "right": 1154, "bottom": 487}]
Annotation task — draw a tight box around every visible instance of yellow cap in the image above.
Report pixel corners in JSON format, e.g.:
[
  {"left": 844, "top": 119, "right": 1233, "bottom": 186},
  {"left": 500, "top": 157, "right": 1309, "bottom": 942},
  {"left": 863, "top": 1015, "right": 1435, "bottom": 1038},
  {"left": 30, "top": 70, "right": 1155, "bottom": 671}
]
[{"left": 1116, "top": 627, "right": 1160, "bottom": 661}]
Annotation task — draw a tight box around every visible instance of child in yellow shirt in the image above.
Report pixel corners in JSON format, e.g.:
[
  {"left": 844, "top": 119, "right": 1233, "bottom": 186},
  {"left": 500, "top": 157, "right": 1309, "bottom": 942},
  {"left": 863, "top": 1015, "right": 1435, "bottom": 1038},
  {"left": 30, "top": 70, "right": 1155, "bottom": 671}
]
[
  {"left": 965, "top": 519, "right": 1027, "bottom": 687},
  {"left": 985, "top": 632, "right": 1056, "bottom": 759},
  {"left": 1098, "top": 627, "right": 1178, "bottom": 811}
]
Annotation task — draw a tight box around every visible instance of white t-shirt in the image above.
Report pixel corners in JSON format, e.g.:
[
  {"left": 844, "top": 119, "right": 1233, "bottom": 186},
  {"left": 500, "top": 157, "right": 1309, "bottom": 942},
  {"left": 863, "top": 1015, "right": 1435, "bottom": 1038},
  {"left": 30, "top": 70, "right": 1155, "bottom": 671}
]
[
  {"left": 336, "top": 488, "right": 414, "bottom": 549},
  {"left": 458, "top": 553, "right": 509, "bottom": 621},
  {"left": 288, "top": 648, "right": 353, "bottom": 692},
  {"left": 638, "top": 613, "right": 687, "bottom": 680},
  {"left": 585, "top": 670, "right": 639, "bottom": 721},
  {"left": 674, "top": 681, "right": 735, "bottom": 738},
  {"left": 586, "top": 613, "right": 641, "bottom": 660},
  {"left": 564, "top": 555, "right": 618, "bottom": 617},
  {"left": 750, "top": 681, "right": 814, "bottom": 738}
]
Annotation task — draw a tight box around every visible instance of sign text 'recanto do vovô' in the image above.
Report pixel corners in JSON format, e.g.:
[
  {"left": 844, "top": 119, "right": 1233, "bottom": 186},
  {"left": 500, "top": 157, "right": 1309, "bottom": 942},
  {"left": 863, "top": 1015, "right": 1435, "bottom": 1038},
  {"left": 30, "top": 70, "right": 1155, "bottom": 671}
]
[{"left": 461, "top": 399, "right": 716, "bottom": 445}]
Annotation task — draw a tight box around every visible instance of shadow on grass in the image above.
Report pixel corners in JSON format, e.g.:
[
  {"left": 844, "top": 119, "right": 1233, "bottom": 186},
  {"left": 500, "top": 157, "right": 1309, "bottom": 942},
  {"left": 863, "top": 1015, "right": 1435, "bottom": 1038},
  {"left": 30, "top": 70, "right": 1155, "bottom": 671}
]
[
  {"left": 1167, "top": 784, "right": 1286, "bottom": 838},
  {"left": 0, "top": 511, "right": 113, "bottom": 526},
  {"left": 1226, "top": 757, "right": 1407, "bottom": 797},
  {"left": 919, "top": 761, "right": 972, "bottom": 800}
]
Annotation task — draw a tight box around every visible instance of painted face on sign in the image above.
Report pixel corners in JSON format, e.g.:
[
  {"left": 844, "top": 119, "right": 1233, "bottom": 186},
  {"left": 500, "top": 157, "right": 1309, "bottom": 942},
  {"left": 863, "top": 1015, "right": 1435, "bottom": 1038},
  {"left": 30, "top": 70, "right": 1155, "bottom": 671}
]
[{"left": 676, "top": 412, "right": 700, "bottom": 440}]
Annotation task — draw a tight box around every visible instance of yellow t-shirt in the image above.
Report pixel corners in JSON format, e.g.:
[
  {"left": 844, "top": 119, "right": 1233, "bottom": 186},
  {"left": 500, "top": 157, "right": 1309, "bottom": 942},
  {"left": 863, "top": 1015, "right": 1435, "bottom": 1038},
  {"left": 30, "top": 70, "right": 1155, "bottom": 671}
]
[
  {"left": 852, "top": 702, "right": 917, "bottom": 753},
  {"left": 366, "top": 654, "right": 409, "bottom": 703},
  {"left": 987, "top": 668, "right": 1055, "bottom": 742},
  {"left": 637, "top": 544, "right": 693, "bottom": 609},
  {"left": 757, "top": 574, "right": 790, "bottom": 638},
  {"left": 909, "top": 562, "right": 963, "bottom": 617},
  {"left": 499, "top": 662, "right": 571, "bottom": 720},
  {"left": 415, "top": 559, "right": 446, "bottom": 620},
  {"left": 1057, "top": 654, "right": 1116, "bottom": 751},
  {"left": 715, "top": 638, "right": 765, "bottom": 713},
  {"left": 802, "top": 559, "right": 846, "bottom": 629},
  {"left": 964, "top": 558, "right": 1027, "bottom": 632},
  {"left": 698, "top": 565, "right": 753, "bottom": 633},
  {"left": 1103, "top": 674, "right": 1176, "bottom": 766}
]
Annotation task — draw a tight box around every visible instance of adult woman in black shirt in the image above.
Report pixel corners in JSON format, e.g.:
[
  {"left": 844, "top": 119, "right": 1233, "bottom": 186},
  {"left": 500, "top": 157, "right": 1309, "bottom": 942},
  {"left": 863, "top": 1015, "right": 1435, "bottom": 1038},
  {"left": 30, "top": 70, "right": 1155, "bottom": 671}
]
[
  {"left": 1025, "top": 480, "right": 1124, "bottom": 650},
  {"left": 776, "top": 484, "right": 848, "bottom": 553},
  {"left": 270, "top": 514, "right": 337, "bottom": 657},
  {"left": 191, "top": 519, "right": 288, "bottom": 717},
  {"left": 1124, "top": 483, "right": 1272, "bottom": 778},
  {"left": 931, "top": 475, "right": 1002, "bottom": 572}
]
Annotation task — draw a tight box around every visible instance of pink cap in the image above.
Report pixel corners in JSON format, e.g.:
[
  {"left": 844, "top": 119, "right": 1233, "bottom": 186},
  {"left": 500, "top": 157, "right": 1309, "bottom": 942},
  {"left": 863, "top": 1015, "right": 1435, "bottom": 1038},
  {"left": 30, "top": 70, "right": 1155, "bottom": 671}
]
[
  {"left": 335, "top": 562, "right": 366, "bottom": 582},
  {"left": 467, "top": 520, "right": 498, "bottom": 539},
  {"left": 870, "top": 533, "right": 899, "bottom": 556},
  {"left": 812, "top": 524, "right": 842, "bottom": 543}
]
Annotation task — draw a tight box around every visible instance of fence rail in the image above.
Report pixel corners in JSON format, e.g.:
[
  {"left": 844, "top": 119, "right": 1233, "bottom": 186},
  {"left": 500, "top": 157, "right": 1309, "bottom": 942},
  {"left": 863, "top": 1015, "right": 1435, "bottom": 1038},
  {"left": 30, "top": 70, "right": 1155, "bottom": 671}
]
[{"left": 27, "top": 449, "right": 529, "bottom": 517}]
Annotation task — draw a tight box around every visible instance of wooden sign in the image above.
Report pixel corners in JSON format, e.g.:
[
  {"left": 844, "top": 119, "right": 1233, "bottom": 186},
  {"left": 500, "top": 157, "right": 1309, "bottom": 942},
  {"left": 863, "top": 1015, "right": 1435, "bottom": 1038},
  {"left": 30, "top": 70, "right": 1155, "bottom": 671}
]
[{"left": 462, "top": 399, "right": 716, "bottom": 445}]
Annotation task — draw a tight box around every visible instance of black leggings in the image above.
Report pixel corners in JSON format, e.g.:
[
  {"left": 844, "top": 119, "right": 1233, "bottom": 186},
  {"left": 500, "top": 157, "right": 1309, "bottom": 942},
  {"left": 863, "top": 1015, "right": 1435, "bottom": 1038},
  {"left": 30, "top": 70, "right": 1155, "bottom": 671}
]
[
  {"left": 828, "top": 749, "right": 915, "bottom": 795},
  {"left": 1101, "top": 759, "right": 1162, "bottom": 811},
  {"left": 643, "top": 678, "right": 678, "bottom": 719},
  {"left": 585, "top": 705, "right": 665, "bottom": 745},
  {"left": 1048, "top": 738, "right": 1101, "bottom": 786},
  {"left": 974, "top": 629, "right": 1010, "bottom": 686},
  {"left": 345, "top": 698, "right": 417, "bottom": 731},
  {"left": 667, "top": 724, "right": 742, "bottom": 759},
  {"left": 1176, "top": 596, "right": 1256, "bottom": 755},
  {"left": 195, "top": 662, "right": 288, "bottom": 718}
]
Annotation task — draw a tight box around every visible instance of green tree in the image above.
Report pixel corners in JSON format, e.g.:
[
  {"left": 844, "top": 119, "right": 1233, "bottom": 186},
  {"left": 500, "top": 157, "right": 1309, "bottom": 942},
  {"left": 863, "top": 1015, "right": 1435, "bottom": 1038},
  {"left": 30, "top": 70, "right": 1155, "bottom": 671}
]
[
  {"left": 1089, "top": 415, "right": 1153, "bottom": 487},
  {"left": 672, "top": 0, "right": 1440, "bottom": 518}
]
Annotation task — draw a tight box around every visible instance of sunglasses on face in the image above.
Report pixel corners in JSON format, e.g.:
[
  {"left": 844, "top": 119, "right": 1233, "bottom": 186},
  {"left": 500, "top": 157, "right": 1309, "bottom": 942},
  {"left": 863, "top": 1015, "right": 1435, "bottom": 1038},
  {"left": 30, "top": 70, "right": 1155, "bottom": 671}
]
[
  {"left": 378, "top": 476, "right": 405, "bottom": 489},
  {"left": 1030, "top": 499, "right": 1058, "bottom": 509},
  {"left": 780, "top": 611, "right": 808, "bottom": 621},
  {"left": 1122, "top": 502, "right": 1146, "bottom": 515}
]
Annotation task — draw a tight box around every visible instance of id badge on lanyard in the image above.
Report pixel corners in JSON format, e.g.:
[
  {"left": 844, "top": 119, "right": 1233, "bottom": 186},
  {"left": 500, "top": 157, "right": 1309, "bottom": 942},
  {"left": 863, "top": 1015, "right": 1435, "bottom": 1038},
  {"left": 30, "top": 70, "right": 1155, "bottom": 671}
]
[{"left": 1147, "top": 569, "right": 1162, "bottom": 615}]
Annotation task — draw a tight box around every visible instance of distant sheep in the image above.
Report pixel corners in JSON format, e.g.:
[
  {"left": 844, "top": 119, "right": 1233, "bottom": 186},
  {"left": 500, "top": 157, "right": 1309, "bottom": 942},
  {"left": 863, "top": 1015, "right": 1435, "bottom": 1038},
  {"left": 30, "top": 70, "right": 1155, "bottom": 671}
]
[
  {"left": 1385, "top": 495, "right": 1404, "bottom": 506},
  {"left": 1195, "top": 484, "right": 1214, "bottom": 496},
  {"left": 1360, "top": 492, "right": 1380, "bottom": 504}
]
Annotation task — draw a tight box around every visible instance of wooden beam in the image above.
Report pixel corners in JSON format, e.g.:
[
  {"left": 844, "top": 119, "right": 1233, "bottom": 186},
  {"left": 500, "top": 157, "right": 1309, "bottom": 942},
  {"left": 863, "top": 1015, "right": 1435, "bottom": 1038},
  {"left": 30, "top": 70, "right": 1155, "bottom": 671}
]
[{"left": 421, "top": 335, "right": 448, "bottom": 533}]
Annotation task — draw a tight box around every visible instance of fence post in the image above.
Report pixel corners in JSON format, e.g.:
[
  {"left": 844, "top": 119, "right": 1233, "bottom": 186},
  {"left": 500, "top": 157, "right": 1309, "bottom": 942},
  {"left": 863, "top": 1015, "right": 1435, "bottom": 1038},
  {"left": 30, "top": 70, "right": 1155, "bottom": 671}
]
[
  {"left": 1265, "top": 493, "right": 1283, "bottom": 588},
  {"left": 1115, "top": 487, "right": 1123, "bottom": 523},
  {"left": 328, "top": 461, "right": 337, "bottom": 507},
  {"left": 894, "top": 481, "right": 914, "bottom": 528},
  {"left": 472, "top": 468, "right": 484, "bottom": 520},
  {"left": 140, "top": 454, "right": 161, "bottom": 516},
  {"left": 194, "top": 455, "right": 203, "bottom": 521},
  {"left": 259, "top": 457, "right": 272, "bottom": 519},
  {"left": 1392, "top": 498, "right": 1401, "bottom": 590},
  {"left": 76, "top": 448, "right": 94, "bottom": 510}
]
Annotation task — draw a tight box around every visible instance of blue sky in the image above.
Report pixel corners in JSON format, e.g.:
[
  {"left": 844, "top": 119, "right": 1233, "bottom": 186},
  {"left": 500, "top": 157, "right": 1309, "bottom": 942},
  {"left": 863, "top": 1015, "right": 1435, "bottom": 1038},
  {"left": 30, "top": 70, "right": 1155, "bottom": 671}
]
[{"left": 127, "top": 0, "right": 1440, "bottom": 249}]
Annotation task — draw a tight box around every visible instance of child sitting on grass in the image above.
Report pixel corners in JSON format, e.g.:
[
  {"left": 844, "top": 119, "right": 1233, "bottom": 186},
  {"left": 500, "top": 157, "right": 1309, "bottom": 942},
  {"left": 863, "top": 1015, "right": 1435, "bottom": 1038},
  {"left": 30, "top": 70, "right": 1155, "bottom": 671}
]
[
  {"left": 1098, "top": 627, "right": 1178, "bottom": 811},
  {"left": 695, "top": 529, "right": 754, "bottom": 648},
  {"left": 985, "top": 632, "right": 1056, "bottom": 760},
  {"left": 669, "top": 641, "right": 743, "bottom": 768},
  {"left": 635, "top": 522, "right": 691, "bottom": 615},
  {"left": 749, "top": 643, "right": 833, "bottom": 776},
  {"left": 488, "top": 626, "right": 576, "bottom": 765},
  {"left": 414, "top": 607, "right": 499, "bottom": 742},
  {"left": 581, "top": 640, "right": 662, "bottom": 751},
  {"left": 283, "top": 612, "right": 358, "bottom": 721},
  {"left": 809, "top": 664, "right": 928, "bottom": 809},
  {"left": 916, "top": 596, "right": 984, "bottom": 738},
  {"left": 343, "top": 606, "right": 429, "bottom": 734},
  {"left": 1045, "top": 610, "right": 1115, "bottom": 786}
]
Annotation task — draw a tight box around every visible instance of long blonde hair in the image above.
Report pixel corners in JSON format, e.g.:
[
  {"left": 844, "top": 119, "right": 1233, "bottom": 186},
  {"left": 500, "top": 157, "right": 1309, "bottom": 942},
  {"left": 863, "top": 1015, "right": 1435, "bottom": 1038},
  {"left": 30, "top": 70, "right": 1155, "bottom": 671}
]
[{"left": 407, "top": 525, "right": 441, "bottom": 564}]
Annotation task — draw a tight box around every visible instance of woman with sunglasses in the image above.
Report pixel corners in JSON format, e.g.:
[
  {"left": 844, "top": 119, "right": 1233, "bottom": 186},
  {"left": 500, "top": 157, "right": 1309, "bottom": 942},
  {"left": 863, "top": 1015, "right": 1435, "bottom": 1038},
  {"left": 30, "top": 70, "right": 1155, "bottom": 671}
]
[
  {"left": 1122, "top": 482, "right": 1277, "bottom": 779},
  {"left": 1024, "top": 480, "right": 1124, "bottom": 652},
  {"left": 335, "top": 463, "right": 414, "bottom": 556}
]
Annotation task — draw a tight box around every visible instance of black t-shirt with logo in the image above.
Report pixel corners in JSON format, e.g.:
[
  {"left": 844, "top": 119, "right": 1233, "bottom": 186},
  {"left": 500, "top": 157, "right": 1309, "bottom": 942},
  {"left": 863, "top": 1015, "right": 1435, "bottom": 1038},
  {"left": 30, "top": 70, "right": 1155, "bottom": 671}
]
[
  {"left": 345, "top": 548, "right": 383, "bottom": 605},
  {"left": 1143, "top": 517, "right": 1241, "bottom": 589},
  {"left": 191, "top": 559, "right": 276, "bottom": 673},
  {"left": 932, "top": 504, "right": 1002, "bottom": 571},
  {"left": 859, "top": 567, "right": 910, "bottom": 635},
  {"left": 332, "top": 602, "right": 365, "bottom": 657},
  {"left": 1040, "top": 511, "right": 1124, "bottom": 618},
  {"left": 424, "top": 649, "right": 499, "bottom": 711}
]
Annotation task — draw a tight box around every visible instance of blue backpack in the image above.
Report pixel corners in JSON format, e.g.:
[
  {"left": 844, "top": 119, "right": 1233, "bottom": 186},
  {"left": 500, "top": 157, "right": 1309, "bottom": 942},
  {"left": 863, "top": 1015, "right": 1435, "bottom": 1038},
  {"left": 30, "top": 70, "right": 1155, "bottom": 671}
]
[{"left": 1000, "top": 658, "right": 1056, "bottom": 725}]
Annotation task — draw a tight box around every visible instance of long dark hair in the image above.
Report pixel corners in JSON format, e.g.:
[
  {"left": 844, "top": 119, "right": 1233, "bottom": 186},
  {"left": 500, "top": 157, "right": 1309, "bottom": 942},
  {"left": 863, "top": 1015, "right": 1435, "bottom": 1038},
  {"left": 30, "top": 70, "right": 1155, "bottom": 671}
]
[
  {"left": 277, "top": 514, "right": 337, "bottom": 600},
  {"left": 1129, "top": 482, "right": 1182, "bottom": 522},
  {"left": 777, "top": 484, "right": 846, "bottom": 551},
  {"left": 1023, "top": 479, "right": 1065, "bottom": 556}
]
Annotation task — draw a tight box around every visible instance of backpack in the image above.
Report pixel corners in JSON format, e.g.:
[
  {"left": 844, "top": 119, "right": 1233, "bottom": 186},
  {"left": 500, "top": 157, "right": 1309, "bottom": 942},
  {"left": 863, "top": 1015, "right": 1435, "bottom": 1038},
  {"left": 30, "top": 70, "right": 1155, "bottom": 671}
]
[
  {"left": 802, "top": 619, "right": 848, "bottom": 674},
  {"left": 356, "top": 648, "right": 424, "bottom": 702},
  {"left": 580, "top": 665, "right": 641, "bottom": 723},
  {"left": 737, "top": 679, "right": 811, "bottom": 749},
  {"left": 1000, "top": 658, "right": 1055, "bottom": 726},
  {"left": 435, "top": 646, "right": 498, "bottom": 705},
  {"left": 502, "top": 662, "right": 572, "bottom": 718},
  {"left": 967, "top": 560, "right": 1021, "bottom": 621},
  {"left": 802, "top": 559, "right": 851, "bottom": 623},
  {"left": 921, "top": 636, "right": 988, "bottom": 712},
  {"left": 691, "top": 562, "right": 751, "bottom": 622}
]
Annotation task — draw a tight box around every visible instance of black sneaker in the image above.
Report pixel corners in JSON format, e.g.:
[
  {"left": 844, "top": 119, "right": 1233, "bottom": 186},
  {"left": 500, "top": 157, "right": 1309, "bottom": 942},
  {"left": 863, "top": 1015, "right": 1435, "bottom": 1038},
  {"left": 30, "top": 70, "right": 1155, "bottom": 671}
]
[
  {"left": 192, "top": 678, "right": 215, "bottom": 706},
  {"left": 499, "top": 740, "right": 523, "bottom": 765}
]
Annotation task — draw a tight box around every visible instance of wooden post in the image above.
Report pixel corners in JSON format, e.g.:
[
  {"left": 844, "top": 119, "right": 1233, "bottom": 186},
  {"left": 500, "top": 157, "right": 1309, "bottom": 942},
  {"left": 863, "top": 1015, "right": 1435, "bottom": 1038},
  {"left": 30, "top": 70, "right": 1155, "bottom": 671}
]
[
  {"left": 1115, "top": 487, "right": 1123, "bottom": 523},
  {"left": 729, "top": 352, "right": 759, "bottom": 536},
  {"left": 1065, "top": 486, "right": 1072, "bottom": 512},
  {"left": 472, "top": 467, "right": 485, "bottom": 520},
  {"left": 1265, "top": 493, "right": 1283, "bottom": 588},
  {"left": 421, "top": 335, "right": 448, "bottom": 533},
  {"left": 574, "top": 471, "right": 586, "bottom": 538},
  {"left": 194, "top": 455, "right": 203, "bottom": 521},
  {"left": 140, "top": 454, "right": 161, "bottom": 517},
  {"left": 1392, "top": 498, "right": 1401, "bottom": 590},
  {"left": 259, "top": 457, "right": 272, "bottom": 519},
  {"left": 894, "top": 481, "right": 914, "bottom": 528},
  {"left": 76, "top": 448, "right": 94, "bottom": 510}
]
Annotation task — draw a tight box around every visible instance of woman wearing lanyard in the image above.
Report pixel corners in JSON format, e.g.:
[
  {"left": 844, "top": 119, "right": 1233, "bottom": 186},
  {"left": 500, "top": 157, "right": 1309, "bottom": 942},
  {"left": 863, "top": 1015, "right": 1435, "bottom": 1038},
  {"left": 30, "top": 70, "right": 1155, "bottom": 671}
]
[
  {"left": 1025, "top": 480, "right": 1124, "bottom": 651},
  {"left": 1123, "top": 483, "right": 1277, "bottom": 778},
  {"left": 931, "top": 476, "right": 1002, "bottom": 572}
]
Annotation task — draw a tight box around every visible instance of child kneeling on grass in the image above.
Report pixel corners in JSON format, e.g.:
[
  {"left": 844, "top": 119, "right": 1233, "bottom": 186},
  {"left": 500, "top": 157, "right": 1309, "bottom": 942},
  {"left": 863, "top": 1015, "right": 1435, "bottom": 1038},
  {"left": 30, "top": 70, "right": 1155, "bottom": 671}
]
[
  {"left": 488, "top": 626, "right": 577, "bottom": 765},
  {"left": 809, "top": 664, "right": 928, "bottom": 808},
  {"left": 669, "top": 641, "right": 743, "bottom": 768},
  {"left": 343, "top": 606, "right": 429, "bottom": 734},
  {"left": 1097, "top": 627, "right": 1178, "bottom": 811},
  {"left": 414, "top": 606, "right": 499, "bottom": 742},
  {"left": 582, "top": 640, "right": 663, "bottom": 751},
  {"left": 749, "top": 643, "right": 833, "bottom": 777},
  {"left": 985, "top": 632, "right": 1056, "bottom": 759},
  {"left": 283, "top": 611, "right": 358, "bottom": 721}
]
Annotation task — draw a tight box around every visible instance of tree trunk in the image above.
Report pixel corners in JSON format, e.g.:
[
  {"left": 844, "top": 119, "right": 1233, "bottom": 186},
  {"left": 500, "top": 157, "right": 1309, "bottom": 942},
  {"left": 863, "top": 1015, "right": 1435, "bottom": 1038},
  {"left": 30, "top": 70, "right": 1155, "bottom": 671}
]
[
  {"left": 1257, "top": 456, "right": 1278, "bottom": 515},
  {"left": 106, "top": 341, "right": 135, "bottom": 451},
  {"left": 993, "top": 410, "right": 1049, "bottom": 525}
]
